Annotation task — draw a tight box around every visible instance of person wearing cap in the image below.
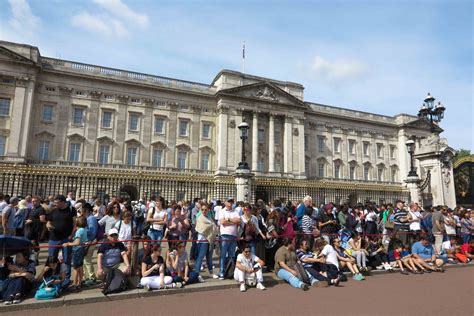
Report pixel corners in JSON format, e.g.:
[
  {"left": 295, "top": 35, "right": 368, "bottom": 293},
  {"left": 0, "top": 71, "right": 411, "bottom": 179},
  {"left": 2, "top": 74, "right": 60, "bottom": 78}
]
[
  {"left": 1, "top": 197, "right": 19, "bottom": 235},
  {"left": 217, "top": 197, "right": 240, "bottom": 279},
  {"left": 96, "top": 227, "right": 130, "bottom": 281}
]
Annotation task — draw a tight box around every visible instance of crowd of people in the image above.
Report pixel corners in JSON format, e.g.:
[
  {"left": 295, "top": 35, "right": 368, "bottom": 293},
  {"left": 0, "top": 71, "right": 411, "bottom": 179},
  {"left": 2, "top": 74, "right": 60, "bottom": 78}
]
[{"left": 0, "top": 192, "right": 473, "bottom": 304}]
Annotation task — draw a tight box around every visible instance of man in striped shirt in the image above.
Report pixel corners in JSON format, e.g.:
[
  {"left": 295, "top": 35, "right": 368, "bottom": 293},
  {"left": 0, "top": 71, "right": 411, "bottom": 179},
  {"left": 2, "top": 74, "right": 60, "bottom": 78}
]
[{"left": 393, "top": 200, "right": 410, "bottom": 245}]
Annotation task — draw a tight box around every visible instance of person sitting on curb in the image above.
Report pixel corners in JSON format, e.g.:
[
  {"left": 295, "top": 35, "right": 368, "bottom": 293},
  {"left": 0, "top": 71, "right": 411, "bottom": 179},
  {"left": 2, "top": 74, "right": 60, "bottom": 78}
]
[
  {"left": 234, "top": 243, "right": 266, "bottom": 292},
  {"left": 95, "top": 228, "right": 131, "bottom": 283},
  {"left": 140, "top": 244, "right": 173, "bottom": 291},
  {"left": 296, "top": 239, "right": 338, "bottom": 287},
  {"left": 274, "top": 238, "right": 310, "bottom": 291},
  {"left": 166, "top": 242, "right": 199, "bottom": 287},
  {"left": 411, "top": 235, "right": 445, "bottom": 272}
]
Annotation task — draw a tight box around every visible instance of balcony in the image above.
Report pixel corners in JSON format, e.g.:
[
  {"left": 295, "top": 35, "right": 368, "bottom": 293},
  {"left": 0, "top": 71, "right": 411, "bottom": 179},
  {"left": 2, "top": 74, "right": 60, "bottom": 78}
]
[{"left": 41, "top": 57, "right": 216, "bottom": 94}]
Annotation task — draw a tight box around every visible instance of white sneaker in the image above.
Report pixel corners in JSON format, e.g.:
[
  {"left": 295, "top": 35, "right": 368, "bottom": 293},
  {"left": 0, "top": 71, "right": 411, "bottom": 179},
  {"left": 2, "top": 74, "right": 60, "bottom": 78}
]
[
  {"left": 212, "top": 274, "right": 220, "bottom": 279},
  {"left": 198, "top": 275, "right": 205, "bottom": 283},
  {"left": 143, "top": 284, "right": 151, "bottom": 291},
  {"left": 240, "top": 283, "right": 246, "bottom": 292},
  {"left": 256, "top": 283, "right": 266, "bottom": 290}
]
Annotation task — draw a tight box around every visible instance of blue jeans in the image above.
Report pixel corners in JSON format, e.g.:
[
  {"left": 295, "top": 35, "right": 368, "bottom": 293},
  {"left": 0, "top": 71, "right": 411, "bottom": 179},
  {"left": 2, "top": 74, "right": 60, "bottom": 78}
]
[
  {"left": 172, "top": 271, "right": 199, "bottom": 285},
  {"left": 195, "top": 242, "right": 213, "bottom": 274},
  {"left": 48, "top": 239, "right": 72, "bottom": 288},
  {"left": 462, "top": 233, "right": 471, "bottom": 244},
  {"left": 277, "top": 269, "right": 304, "bottom": 289},
  {"left": 147, "top": 229, "right": 164, "bottom": 245},
  {"left": 219, "top": 234, "right": 237, "bottom": 277}
]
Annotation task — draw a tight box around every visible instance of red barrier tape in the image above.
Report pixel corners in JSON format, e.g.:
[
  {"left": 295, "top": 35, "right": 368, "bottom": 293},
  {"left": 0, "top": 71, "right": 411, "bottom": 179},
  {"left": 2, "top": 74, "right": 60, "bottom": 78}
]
[{"left": 19, "top": 230, "right": 433, "bottom": 250}]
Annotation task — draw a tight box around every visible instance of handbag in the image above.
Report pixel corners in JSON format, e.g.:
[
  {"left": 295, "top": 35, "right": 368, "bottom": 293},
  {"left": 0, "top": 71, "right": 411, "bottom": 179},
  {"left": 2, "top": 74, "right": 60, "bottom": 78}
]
[
  {"left": 35, "top": 278, "right": 61, "bottom": 300},
  {"left": 385, "top": 221, "right": 395, "bottom": 230}
]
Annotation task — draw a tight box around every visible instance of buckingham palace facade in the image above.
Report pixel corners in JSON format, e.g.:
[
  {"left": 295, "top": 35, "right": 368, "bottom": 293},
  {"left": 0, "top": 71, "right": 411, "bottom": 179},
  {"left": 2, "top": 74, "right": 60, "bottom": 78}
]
[{"left": 1, "top": 40, "right": 448, "bottom": 205}]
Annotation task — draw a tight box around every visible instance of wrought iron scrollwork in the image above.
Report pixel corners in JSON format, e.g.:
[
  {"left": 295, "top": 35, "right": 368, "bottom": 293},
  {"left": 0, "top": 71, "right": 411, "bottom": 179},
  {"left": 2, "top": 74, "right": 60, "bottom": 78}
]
[{"left": 420, "top": 169, "right": 431, "bottom": 191}]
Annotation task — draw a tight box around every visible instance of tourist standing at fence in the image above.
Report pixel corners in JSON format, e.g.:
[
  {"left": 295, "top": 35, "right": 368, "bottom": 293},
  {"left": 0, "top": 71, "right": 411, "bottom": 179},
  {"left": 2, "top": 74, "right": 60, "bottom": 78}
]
[
  {"left": 432, "top": 206, "right": 446, "bottom": 254},
  {"left": 82, "top": 203, "right": 98, "bottom": 286},
  {"left": 1, "top": 197, "right": 19, "bottom": 235},
  {"left": 217, "top": 197, "right": 240, "bottom": 279},
  {"left": 46, "top": 195, "right": 75, "bottom": 288},
  {"left": 25, "top": 196, "right": 46, "bottom": 264},
  {"left": 194, "top": 203, "right": 216, "bottom": 279},
  {"left": 392, "top": 200, "right": 410, "bottom": 245}
]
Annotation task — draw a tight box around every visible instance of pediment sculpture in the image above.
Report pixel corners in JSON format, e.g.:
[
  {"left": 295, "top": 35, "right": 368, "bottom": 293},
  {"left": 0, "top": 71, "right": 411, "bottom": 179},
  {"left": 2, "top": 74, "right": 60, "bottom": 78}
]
[{"left": 255, "top": 86, "right": 278, "bottom": 101}]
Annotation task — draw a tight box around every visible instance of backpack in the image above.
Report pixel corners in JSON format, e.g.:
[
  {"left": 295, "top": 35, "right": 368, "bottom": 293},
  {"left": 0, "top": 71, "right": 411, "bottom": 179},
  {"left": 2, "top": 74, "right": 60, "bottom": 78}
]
[
  {"left": 34, "top": 277, "right": 61, "bottom": 300},
  {"left": 102, "top": 268, "right": 128, "bottom": 295},
  {"left": 223, "top": 257, "right": 236, "bottom": 280}
]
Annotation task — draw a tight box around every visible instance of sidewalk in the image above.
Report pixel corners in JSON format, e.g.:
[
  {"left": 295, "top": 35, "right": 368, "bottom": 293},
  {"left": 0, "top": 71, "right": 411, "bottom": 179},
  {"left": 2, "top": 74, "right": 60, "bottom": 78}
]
[{"left": 1, "top": 262, "right": 472, "bottom": 313}]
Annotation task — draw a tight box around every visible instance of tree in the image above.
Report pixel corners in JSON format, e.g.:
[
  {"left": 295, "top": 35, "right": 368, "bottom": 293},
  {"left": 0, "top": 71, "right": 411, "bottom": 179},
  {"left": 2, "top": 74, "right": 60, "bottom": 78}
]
[{"left": 453, "top": 149, "right": 471, "bottom": 164}]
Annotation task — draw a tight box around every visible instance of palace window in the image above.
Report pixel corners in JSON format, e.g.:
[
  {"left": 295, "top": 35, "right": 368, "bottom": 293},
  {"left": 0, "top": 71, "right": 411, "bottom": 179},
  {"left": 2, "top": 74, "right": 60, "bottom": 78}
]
[
  {"left": 391, "top": 168, "right": 398, "bottom": 182},
  {"left": 154, "top": 117, "right": 165, "bottom": 134},
  {"left": 99, "top": 145, "right": 110, "bottom": 164},
  {"left": 377, "top": 143, "right": 383, "bottom": 158},
  {"left": 68, "top": 143, "right": 81, "bottom": 162},
  {"left": 201, "top": 153, "right": 210, "bottom": 170},
  {"left": 179, "top": 120, "right": 189, "bottom": 137},
  {"left": 42, "top": 105, "right": 53, "bottom": 122},
  {"left": 72, "top": 107, "right": 85, "bottom": 125},
  {"left": 129, "top": 114, "right": 139, "bottom": 131},
  {"left": 258, "top": 129, "right": 265, "bottom": 144},
  {"left": 334, "top": 163, "right": 341, "bottom": 179},
  {"left": 177, "top": 151, "right": 187, "bottom": 169},
  {"left": 363, "top": 142, "right": 370, "bottom": 156},
  {"left": 152, "top": 148, "right": 163, "bottom": 167},
  {"left": 377, "top": 166, "right": 384, "bottom": 181},
  {"left": 127, "top": 147, "right": 137, "bottom": 165},
  {"left": 333, "top": 138, "right": 341, "bottom": 153},
  {"left": 349, "top": 165, "right": 356, "bottom": 180},
  {"left": 390, "top": 145, "right": 396, "bottom": 159},
  {"left": 0, "top": 98, "right": 10, "bottom": 116},
  {"left": 38, "top": 141, "right": 50, "bottom": 160},
  {"left": 274, "top": 130, "right": 281, "bottom": 145},
  {"left": 304, "top": 135, "right": 309, "bottom": 151},
  {"left": 102, "top": 111, "right": 113, "bottom": 128},
  {"left": 364, "top": 165, "right": 370, "bottom": 181},
  {"left": 349, "top": 140, "right": 356, "bottom": 155},
  {"left": 0, "top": 136, "right": 6, "bottom": 156},
  {"left": 318, "top": 163, "right": 325, "bottom": 178},
  {"left": 318, "top": 136, "right": 325, "bottom": 153},
  {"left": 202, "top": 123, "right": 211, "bottom": 139},
  {"left": 257, "top": 159, "right": 265, "bottom": 172}
]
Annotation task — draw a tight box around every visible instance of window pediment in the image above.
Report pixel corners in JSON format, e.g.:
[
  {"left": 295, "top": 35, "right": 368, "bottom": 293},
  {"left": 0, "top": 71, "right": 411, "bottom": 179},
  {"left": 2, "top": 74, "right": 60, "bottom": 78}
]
[
  {"left": 151, "top": 141, "right": 168, "bottom": 149},
  {"left": 176, "top": 143, "right": 192, "bottom": 152},
  {"left": 124, "top": 138, "right": 142, "bottom": 146},
  {"left": 67, "top": 133, "right": 86, "bottom": 141},
  {"left": 34, "top": 130, "right": 55, "bottom": 139},
  {"left": 199, "top": 145, "right": 214, "bottom": 154},
  {"left": 97, "top": 136, "right": 114, "bottom": 144}
]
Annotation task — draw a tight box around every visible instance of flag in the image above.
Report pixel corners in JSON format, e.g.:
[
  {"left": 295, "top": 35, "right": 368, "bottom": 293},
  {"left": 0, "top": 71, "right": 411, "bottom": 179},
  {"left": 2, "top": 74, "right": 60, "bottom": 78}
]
[{"left": 242, "top": 42, "right": 245, "bottom": 59}]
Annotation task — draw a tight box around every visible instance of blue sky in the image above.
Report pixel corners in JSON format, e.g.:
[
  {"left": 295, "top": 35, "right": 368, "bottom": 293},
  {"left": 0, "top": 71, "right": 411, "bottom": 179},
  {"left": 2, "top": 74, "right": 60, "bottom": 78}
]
[{"left": 1, "top": 0, "right": 472, "bottom": 150}]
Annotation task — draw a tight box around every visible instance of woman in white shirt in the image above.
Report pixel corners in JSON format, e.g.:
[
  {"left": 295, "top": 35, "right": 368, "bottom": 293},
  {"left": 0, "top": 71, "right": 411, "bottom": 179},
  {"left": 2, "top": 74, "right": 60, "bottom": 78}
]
[
  {"left": 146, "top": 197, "right": 168, "bottom": 245},
  {"left": 234, "top": 244, "right": 266, "bottom": 292}
]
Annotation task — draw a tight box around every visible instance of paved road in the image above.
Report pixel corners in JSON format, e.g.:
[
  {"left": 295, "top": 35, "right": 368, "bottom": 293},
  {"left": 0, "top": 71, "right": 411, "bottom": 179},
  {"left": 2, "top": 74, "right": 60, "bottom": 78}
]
[{"left": 3, "top": 266, "right": 474, "bottom": 316}]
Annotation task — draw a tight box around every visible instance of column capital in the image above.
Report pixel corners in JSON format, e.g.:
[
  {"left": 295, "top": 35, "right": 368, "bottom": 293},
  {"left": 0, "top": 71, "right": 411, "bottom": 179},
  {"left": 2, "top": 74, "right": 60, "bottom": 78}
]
[
  {"left": 14, "top": 76, "right": 29, "bottom": 87},
  {"left": 89, "top": 90, "right": 102, "bottom": 100},
  {"left": 116, "top": 95, "right": 130, "bottom": 103},
  {"left": 217, "top": 104, "right": 230, "bottom": 114},
  {"left": 59, "top": 86, "right": 74, "bottom": 96}
]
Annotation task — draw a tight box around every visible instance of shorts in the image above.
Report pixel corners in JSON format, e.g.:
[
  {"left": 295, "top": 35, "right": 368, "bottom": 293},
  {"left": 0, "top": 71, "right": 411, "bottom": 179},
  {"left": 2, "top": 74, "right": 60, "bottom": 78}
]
[{"left": 72, "top": 247, "right": 87, "bottom": 268}]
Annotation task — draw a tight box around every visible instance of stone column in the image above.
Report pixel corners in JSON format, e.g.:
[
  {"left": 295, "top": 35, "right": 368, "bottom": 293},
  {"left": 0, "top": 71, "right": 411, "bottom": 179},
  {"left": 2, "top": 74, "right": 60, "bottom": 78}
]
[
  {"left": 235, "top": 168, "right": 253, "bottom": 203},
  {"left": 405, "top": 175, "right": 421, "bottom": 204},
  {"left": 397, "top": 129, "right": 409, "bottom": 182},
  {"left": 7, "top": 77, "right": 35, "bottom": 160},
  {"left": 283, "top": 115, "right": 293, "bottom": 175},
  {"left": 268, "top": 114, "right": 275, "bottom": 173},
  {"left": 251, "top": 112, "right": 259, "bottom": 172},
  {"left": 297, "top": 118, "right": 305, "bottom": 178},
  {"left": 215, "top": 104, "right": 229, "bottom": 174}
]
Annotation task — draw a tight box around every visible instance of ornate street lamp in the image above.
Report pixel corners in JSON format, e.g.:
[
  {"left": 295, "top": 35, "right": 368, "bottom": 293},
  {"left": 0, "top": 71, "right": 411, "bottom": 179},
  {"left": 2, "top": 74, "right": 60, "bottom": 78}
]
[
  {"left": 405, "top": 139, "right": 418, "bottom": 177},
  {"left": 237, "top": 122, "right": 250, "bottom": 170},
  {"left": 418, "top": 93, "right": 446, "bottom": 130}
]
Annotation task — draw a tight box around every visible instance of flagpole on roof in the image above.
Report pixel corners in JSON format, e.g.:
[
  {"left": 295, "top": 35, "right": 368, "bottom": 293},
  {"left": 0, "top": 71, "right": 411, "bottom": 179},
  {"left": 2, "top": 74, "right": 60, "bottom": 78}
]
[{"left": 242, "top": 41, "right": 246, "bottom": 74}]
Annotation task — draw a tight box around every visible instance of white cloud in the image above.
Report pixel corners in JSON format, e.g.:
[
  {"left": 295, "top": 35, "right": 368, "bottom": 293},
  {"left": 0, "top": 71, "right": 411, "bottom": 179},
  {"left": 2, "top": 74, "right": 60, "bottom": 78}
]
[
  {"left": 93, "top": 0, "right": 149, "bottom": 28},
  {"left": 307, "top": 55, "right": 368, "bottom": 82},
  {"left": 71, "top": 0, "right": 149, "bottom": 39},
  {"left": 0, "top": 0, "right": 41, "bottom": 43}
]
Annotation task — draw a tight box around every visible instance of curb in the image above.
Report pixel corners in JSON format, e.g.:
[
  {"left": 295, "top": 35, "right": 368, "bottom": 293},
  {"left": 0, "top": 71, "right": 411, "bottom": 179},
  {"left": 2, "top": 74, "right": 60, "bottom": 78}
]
[{"left": 1, "top": 263, "right": 472, "bottom": 313}]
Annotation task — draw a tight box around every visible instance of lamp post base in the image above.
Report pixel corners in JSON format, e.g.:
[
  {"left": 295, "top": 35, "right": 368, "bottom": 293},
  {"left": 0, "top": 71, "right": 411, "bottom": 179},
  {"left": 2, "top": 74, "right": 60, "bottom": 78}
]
[{"left": 235, "top": 164, "right": 253, "bottom": 203}]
